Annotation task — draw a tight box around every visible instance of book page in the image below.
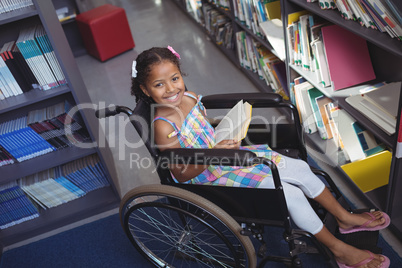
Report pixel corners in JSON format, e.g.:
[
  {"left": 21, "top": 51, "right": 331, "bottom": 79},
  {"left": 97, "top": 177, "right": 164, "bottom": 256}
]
[{"left": 214, "top": 100, "right": 252, "bottom": 144}]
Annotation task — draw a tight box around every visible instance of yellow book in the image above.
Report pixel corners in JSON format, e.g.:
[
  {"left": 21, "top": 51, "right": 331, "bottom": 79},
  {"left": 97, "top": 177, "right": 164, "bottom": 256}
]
[
  {"left": 264, "top": 1, "right": 281, "bottom": 20},
  {"left": 341, "top": 150, "right": 391, "bottom": 193},
  {"left": 287, "top": 10, "right": 310, "bottom": 26}
]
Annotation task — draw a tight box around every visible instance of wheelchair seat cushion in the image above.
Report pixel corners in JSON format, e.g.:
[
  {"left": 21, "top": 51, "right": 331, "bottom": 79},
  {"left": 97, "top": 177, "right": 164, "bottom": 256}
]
[{"left": 153, "top": 93, "right": 282, "bottom": 188}]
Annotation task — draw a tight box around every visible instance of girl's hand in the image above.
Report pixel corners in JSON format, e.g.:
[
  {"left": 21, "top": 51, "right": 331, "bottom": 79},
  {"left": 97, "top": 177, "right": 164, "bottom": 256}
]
[{"left": 215, "top": 139, "right": 241, "bottom": 149}]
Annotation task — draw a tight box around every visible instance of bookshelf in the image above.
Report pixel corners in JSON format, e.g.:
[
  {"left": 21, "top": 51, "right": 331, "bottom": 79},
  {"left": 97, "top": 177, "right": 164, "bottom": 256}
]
[
  {"left": 171, "top": 0, "right": 402, "bottom": 240},
  {"left": 281, "top": 0, "right": 402, "bottom": 240},
  {"left": 0, "top": 0, "right": 120, "bottom": 247},
  {"left": 171, "top": 0, "right": 285, "bottom": 94}
]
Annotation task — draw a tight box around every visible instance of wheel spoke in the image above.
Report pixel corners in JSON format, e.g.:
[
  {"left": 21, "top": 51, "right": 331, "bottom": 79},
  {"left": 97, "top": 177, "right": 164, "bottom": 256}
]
[{"left": 120, "top": 186, "right": 255, "bottom": 267}]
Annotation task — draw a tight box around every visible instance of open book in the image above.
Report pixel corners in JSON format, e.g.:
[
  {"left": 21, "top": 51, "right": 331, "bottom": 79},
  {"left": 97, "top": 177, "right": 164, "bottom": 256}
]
[{"left": 214, "top": 100, "right": 252, "bottom": 144}]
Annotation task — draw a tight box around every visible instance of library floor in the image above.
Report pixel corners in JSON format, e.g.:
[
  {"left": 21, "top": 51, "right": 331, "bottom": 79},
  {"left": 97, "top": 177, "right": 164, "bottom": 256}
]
[{"left": 6, "top": 0, "right": 402, "bottom": 261}]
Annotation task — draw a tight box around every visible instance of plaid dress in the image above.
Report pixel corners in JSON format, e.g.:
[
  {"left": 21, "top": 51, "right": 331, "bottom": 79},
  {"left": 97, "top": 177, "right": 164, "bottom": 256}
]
[{"left": 153, "top": 92, "right": 281, "bottom": 188}]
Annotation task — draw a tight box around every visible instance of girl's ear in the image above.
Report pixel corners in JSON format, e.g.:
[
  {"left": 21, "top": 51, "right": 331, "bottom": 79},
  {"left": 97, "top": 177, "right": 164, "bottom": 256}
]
[{"left": 140, "top": 85, "right": 150, "bottom": 97}]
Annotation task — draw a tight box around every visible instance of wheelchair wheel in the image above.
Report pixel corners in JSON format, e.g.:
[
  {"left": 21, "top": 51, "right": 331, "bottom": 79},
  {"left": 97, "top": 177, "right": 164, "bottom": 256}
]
[{"left": 120, "top": 184, "right": 256, "bottom": 268}]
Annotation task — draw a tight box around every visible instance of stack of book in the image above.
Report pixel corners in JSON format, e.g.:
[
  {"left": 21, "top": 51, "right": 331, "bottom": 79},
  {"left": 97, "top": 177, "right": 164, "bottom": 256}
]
[
  {"left": 61, "top": 154, "right": 110, "bottom": 194},
  {"left": 0, "top": 183, "right": 39, "bottom": 230},
  {"left": 0, "top": 116, "right": 55, "bottom": 162},
  {"left": 309, "top": 0, "right": 402, "bottom": 41},
  {"left": 287, "top": 11, "right": 376, "bottom": 91},
  {"left": 0, "top": 24, "right": 67, "bottom": 100},
  {"left": 0, "top": 155, "right": 110, "bottom": 229},
  {"left": 291, "top": 79, "right": 386, "bottom": 162},
  {"left": 0, "top": 0, "right": 33, "bottom": 14},
  {"left": 0, "top": 53, "right": 24, "bottom": 99},
  {"left": 203, "top": 3, "right": 234, "bottom": 48},
  {"left": 15, "top": 25, "right": 67, "bottom": 91},
  {"left": 292, "top": 77, "right": 391, "bottom": 194},
  {"left": 1, "top": 40, "right": 39, "bottom": 98},
  {"left": 236, "top": 31, "right": 289, "bottom": 99},
  {"left": 232, "top": 0, "right": 281, "bottom": 37},
  {"left": 0, "top": 101, "right": 90, "bottom": 164},
  {"left": 19, "top": 173, "right": 82, "bottom": 209},
  {"left": 345, "top": 81, "right": 402, "bottom": 135},
  {"left": 186, "top": 0, "right": 203, "bottom": 23},
  {"left": 27, "top": 101, "right": 91, "bottom": 150},
  {"left": 18, "top": 155, "right": 110, "bottom": 211}
]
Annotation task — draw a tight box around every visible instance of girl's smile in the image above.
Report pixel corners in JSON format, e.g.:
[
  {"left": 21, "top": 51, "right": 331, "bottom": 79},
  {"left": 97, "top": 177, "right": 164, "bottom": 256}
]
[{"left": 140, "top": 61, "right": 185, "bottom": 106}]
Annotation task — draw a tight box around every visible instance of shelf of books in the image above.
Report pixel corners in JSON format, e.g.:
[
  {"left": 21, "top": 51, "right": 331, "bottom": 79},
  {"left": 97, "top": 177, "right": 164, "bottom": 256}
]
[
  {"left": 0, "top": 182, "right": 118, "bottom": 246},
  {"left": 0, "top": 0, "right": 120, "bottom": 246},
  {"left": 172, "top": 0, "right": 291, "bottom": 98},
  {"left": 282, "top": 0, "right": 402, "bottom": 239},
  {"left": 288, "top": 0, "right": 402, "bottom": 57}
]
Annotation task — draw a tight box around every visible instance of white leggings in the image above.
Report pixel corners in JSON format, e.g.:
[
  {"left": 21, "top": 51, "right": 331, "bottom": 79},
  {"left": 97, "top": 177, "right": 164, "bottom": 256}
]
[{"left": 258, "top": 155, "right": 326, "bottom": 235}]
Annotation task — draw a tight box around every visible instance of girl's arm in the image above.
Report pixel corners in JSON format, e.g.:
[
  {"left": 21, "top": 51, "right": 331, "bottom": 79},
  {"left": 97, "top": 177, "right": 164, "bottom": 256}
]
[{"left": 154, "top": 120, "right": 209, "bottom": 182}]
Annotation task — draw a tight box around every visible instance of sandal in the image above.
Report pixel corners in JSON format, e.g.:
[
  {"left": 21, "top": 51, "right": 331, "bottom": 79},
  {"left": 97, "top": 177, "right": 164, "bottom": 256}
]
[
  {"left": 336, "top": 250, "right": 390, "bottom": 268},
  {"left": 339, "top": 212, "right": 390, "bottom": 234}
]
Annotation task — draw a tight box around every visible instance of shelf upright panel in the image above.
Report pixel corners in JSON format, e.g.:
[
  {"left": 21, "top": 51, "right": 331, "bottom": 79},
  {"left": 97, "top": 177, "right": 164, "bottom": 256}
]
[{"left": 32, "top": 0, "right": 120, "bottom": 197}]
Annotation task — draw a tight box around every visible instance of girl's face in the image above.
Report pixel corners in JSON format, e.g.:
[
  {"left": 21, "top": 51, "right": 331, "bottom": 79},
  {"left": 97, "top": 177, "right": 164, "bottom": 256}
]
[{"left": 141, "top": 61, "right": 185, "bottom": 107}]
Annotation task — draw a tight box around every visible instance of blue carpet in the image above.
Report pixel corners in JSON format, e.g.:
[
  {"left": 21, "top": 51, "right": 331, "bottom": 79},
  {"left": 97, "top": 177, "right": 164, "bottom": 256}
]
[{"left": 1, "top": 212, "right": 401, "bottom": 268}]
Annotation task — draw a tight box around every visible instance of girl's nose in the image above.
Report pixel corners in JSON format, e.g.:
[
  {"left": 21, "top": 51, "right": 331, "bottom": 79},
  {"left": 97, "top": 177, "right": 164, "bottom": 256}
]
[{"left": 166, "top": 83, "right": 174, "bottom": 93}]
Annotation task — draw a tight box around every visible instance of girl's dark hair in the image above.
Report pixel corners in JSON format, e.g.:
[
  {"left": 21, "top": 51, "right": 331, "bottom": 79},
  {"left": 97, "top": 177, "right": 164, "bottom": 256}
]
[{"left": 131, "top": 47, "right": 184, "bottom": 104}]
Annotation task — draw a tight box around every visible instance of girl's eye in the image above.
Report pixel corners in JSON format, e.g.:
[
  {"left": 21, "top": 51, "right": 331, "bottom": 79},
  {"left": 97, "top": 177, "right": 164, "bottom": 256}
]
[
  {"left": 172, "top": 77, "right": 179, "bottom": 82},
  {"left": 155, "top": 83, "right": 163, "bottom": 87}
]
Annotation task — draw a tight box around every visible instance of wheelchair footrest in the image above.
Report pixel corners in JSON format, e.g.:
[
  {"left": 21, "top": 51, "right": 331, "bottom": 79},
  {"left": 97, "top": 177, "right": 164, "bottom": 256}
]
[
  {"left": 338, "top": 231, "right": 382, "bottom": 254},
  {"left": 290, "top": 239, "right": 319, "bottom": 256}
]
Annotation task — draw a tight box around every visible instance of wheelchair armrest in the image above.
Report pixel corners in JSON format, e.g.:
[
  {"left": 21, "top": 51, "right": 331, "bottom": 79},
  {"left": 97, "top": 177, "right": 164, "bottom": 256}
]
[
  {"left": 201, "top": 93, "right": 282, "bottom": 109},
  {"left": 159, "top": 148, "right": 282, "bottom": 189},
  {"left": 160, "top": 148, "right": 256, "bottom": 166}
]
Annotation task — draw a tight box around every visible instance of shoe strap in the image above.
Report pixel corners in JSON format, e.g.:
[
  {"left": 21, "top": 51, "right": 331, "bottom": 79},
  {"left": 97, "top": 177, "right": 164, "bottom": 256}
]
[
  {"left": 360, "top": 212, "right": 376, "bottom": 228},
  {"left": 349, "top": 250, "right": 375, "bottom": 268}
]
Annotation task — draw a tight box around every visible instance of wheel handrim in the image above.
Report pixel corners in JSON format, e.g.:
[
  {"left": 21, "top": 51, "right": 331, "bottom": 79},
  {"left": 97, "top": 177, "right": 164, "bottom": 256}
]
[{"left": 123, "top": 194, "right": 250, "bottom": 267}]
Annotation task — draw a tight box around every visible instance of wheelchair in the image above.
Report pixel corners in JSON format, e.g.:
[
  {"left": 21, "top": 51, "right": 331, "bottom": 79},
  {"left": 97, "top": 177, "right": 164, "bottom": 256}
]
[{"left": 96, "top": 92, "right": 378, "bottom": 268}]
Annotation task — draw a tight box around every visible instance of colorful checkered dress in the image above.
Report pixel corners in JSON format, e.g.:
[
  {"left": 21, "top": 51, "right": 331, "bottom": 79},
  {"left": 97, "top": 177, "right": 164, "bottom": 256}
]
[{"left": 153, "top": 92, "right": 281, "bottom": 188}]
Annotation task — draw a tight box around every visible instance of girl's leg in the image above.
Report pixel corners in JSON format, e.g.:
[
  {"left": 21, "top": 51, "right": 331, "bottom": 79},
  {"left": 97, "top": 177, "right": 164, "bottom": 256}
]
[
  {"left": 278, "top": 155, "right": 387, "bottom": 229},
  {"left": 258, "top": 180, "right": 324, "bottom": 234},
  {"left": 314, "top": 187, "right": 386, "bottom": 232},
  {"left": 258, "top": 179, "right": 387, "bottom": 267}
]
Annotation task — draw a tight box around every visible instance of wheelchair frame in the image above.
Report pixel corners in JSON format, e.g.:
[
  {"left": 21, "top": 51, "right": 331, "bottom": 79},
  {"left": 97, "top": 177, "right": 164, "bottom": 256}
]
[{"left": 96, "top": 92, "right": 347, "bottom": 267}]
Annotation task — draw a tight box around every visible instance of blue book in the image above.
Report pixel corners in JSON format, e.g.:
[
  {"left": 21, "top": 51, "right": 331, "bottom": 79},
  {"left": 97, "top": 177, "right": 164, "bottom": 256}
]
[{"left": 55, "top": 177, "right": 85, "bottom": 197}]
